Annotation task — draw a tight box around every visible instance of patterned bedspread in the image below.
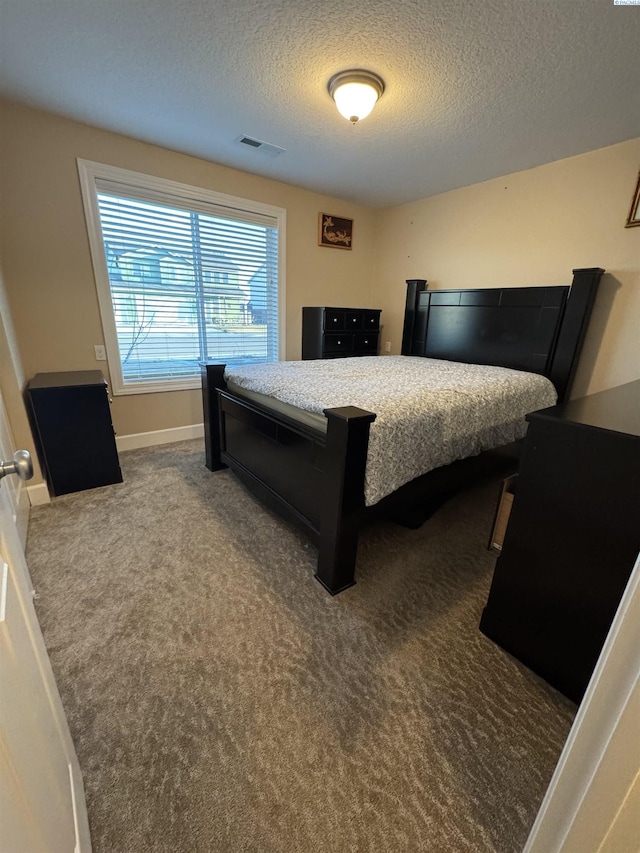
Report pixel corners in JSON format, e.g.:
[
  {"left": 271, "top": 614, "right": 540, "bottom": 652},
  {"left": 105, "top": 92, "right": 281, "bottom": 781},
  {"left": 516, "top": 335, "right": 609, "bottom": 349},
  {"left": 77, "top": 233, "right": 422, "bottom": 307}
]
[{"left": 225, "top": 356, "right": 557, "bottom": 506}]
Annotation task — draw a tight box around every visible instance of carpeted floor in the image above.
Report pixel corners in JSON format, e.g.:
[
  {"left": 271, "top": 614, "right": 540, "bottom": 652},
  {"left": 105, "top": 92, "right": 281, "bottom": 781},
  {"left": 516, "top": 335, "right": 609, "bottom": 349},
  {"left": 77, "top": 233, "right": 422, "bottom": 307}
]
[{"left": 26, "top": 440, "right": 576, "bottom": 852}]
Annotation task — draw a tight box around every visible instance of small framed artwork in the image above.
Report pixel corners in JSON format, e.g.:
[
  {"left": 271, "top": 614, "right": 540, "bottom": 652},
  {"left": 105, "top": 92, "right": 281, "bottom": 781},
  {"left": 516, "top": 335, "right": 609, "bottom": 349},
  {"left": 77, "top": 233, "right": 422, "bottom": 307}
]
[
  {"left": 625, "top": 170, "right": 640, "bottom": 228},
  {"left": 318, "top": 213, "right": 353, "bottom": 249}
]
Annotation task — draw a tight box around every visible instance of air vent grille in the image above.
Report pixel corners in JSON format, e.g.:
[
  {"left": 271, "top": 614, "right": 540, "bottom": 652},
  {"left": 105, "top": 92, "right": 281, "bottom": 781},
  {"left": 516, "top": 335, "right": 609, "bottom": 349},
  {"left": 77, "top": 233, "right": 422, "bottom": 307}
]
[
  {"left": 240, "top": 136, "right": 261, "bottom": 148},
  {"left": 236, "top": 135, "right": 286, "bottom": 157}
]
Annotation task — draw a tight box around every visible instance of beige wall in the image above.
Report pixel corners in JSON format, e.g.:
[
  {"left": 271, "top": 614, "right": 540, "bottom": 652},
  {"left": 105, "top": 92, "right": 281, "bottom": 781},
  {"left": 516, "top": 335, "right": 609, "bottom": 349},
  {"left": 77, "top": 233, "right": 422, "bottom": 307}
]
[
  {"left": 0, "top": 100, "right": 378, "bottom": 439},
  {"left": 372, "top": 138, "right": 640, "bottom": 397}
]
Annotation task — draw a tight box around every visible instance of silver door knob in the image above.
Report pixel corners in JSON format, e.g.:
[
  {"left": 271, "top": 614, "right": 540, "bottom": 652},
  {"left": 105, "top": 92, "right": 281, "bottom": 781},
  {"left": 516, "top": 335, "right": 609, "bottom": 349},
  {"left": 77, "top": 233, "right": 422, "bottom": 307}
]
[{"left": 0, "top": 450, "right": 34, "bottom": 482}]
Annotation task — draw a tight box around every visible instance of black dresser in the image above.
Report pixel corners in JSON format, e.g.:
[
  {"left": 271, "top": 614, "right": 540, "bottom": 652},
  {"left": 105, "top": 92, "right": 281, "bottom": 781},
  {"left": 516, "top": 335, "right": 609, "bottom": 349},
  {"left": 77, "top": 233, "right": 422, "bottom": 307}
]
[
  {"left": 27, "top": 371, "right": 123, "bottom": 497},
  {"left": 302, "top": 307, "right": 381, "bottom": 359},
  {"left": 480, "top": 380, "right": 640, "bottom": 703}
]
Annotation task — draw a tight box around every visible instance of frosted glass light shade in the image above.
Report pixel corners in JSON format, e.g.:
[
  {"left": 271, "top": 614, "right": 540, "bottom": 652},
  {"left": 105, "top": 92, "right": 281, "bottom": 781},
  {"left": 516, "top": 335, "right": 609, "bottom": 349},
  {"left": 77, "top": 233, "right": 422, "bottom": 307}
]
[{"left": 328, "top": 70, "right": 385, "bottom": 124}]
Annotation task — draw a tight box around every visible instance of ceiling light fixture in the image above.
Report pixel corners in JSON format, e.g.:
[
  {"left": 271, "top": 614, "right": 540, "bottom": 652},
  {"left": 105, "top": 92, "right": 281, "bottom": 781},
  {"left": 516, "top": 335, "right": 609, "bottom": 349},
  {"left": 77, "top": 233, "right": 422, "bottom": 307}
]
[{"left": 328, "top": 69, "right": 385, "bottom": 124}]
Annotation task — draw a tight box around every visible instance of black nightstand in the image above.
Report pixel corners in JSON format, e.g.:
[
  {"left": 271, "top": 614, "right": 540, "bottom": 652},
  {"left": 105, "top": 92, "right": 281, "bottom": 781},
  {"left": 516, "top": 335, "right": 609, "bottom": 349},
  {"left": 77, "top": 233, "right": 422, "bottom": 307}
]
[
  {"left": 27, "top": 371, "right": 123, "bottom": 497},
  {"left": 480, "top": 380, "right": 640, "bottom": 702}
]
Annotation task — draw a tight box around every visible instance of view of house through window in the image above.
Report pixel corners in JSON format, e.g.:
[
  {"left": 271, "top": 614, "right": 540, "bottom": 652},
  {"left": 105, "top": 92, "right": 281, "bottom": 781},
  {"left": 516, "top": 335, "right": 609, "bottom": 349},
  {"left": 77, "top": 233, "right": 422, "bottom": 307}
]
[{"left": 78, "top": 161, "right": 284, "bottom": 393}]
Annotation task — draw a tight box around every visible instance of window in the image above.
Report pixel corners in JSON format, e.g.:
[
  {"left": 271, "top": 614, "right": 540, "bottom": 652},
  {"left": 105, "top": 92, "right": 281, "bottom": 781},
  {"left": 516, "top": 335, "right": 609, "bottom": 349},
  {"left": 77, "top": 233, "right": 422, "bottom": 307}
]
[{"left": 78, "top": 160, "right": 286, "bottom": 395}]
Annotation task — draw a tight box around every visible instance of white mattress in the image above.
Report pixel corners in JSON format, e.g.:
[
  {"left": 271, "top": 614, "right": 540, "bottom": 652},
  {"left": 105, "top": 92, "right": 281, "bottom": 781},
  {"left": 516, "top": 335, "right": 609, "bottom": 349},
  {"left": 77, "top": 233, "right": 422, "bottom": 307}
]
[{"left": 225, "top": 356, "right": 557, "bottom": 506}]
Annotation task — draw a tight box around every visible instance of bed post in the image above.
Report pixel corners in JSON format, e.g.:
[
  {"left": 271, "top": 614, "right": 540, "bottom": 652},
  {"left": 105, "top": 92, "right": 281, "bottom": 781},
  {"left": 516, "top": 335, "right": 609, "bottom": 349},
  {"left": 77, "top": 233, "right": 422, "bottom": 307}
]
[
  {"left": 549, "top": 268, "right": 604, "bottom": 403},
  {"left": 401, "top": 279, "right": 428, "bottom": 355},
  {"left": 315, "top": 406, "right": 376, "bottom": 595},
  {"left": 200, "top": 362, "right": 227, "bottom": 471}
]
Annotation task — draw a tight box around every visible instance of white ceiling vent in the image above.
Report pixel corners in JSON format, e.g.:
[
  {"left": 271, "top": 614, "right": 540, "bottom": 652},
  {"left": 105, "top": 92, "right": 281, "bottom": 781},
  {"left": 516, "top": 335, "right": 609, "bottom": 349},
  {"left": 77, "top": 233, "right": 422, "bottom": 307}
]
[{"left": 236, "top": 135, "right": 286, "bottom": 157}]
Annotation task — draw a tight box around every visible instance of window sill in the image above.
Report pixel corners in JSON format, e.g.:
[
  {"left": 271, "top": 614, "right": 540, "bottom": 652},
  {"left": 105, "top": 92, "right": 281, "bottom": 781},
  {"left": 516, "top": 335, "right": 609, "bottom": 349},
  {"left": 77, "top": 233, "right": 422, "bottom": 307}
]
[{"left": 112, "top": 378, "right": 202, "bottom": 396}]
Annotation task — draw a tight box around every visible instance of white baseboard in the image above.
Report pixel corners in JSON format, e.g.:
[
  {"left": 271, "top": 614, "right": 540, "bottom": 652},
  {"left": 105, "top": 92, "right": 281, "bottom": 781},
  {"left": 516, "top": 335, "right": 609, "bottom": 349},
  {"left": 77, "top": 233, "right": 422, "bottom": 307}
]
[
  {"left": 116, "top": 423, "right": 204, "bottom": 452},
  {"left": 27, "top": 482, "right": 51, "bottom": 507}
]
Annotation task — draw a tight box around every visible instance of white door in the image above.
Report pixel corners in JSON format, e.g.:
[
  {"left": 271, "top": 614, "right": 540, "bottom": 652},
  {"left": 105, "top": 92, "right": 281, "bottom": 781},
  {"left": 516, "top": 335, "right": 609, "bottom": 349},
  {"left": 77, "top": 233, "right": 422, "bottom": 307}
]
[
  {"left": 0, "top": 462, "right": 91, "bottom": 851},
  {"left": 0, "top": 392, "right": 30, "bottom": 550}
]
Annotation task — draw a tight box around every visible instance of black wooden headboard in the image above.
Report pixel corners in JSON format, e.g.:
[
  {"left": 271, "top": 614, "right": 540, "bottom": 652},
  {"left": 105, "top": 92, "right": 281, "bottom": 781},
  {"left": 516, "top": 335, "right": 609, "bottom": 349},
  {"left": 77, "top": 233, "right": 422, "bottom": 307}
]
[{"left": 401, "top": 268, "right": 603, "bottom": 403}]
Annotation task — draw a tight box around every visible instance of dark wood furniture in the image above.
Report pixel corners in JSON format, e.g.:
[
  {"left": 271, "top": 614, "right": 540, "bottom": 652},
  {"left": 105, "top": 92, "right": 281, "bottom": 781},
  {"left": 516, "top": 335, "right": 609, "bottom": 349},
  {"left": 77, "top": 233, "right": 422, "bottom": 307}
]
[
  {"left": 302, "top": 306, "right": 381, "bottom": 359},
  {"left": 202, "top": 267, "right": 603, "bottom": 594},
  {"left": 480, "top": 379, "right": 640, "bottom": 703},
  {"left": 27, "top": 371, "right": 122, "bottom": 497}
]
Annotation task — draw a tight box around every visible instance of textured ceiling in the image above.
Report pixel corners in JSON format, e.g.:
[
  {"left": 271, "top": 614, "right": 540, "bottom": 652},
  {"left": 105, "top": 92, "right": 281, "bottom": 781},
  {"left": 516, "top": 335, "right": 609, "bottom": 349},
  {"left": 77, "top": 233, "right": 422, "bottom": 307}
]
[{"left": 1, "top": 0, "right": 639, "bottom": 207}]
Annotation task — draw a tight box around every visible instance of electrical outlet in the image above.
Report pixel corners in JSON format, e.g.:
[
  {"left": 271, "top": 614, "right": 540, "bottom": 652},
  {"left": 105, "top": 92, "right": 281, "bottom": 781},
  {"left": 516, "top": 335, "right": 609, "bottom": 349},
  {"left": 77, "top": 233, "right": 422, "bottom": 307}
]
[
  {"left": 384, "top": 341, "right": 391, "bottom": 353},
  {"left": 94, "top": 345, "right": 107, "bottom": 361}
]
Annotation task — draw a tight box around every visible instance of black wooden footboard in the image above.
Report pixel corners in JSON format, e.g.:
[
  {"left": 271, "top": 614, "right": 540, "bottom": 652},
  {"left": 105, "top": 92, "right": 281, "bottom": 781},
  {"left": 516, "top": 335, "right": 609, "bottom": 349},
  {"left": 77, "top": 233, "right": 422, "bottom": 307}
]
[{"left": 201, "top": 363, "right": 375, "bottom": 594}]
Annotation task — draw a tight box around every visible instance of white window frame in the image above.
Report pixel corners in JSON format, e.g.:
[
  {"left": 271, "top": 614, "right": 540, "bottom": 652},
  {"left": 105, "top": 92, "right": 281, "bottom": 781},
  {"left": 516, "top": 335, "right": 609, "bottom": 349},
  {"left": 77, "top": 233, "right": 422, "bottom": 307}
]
[{"left": 77, "top": 159, "right": 286, "bottom": 396}]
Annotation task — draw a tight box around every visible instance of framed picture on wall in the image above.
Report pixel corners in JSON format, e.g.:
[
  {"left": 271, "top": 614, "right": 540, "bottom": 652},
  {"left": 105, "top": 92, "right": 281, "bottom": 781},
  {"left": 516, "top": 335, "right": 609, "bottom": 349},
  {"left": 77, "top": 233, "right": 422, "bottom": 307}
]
[
  {"left": 625, "top": 171, "right": 640, "bottom": 228},
  {"left": 318, "top": 213, "right": 353, "bottom": 249}
]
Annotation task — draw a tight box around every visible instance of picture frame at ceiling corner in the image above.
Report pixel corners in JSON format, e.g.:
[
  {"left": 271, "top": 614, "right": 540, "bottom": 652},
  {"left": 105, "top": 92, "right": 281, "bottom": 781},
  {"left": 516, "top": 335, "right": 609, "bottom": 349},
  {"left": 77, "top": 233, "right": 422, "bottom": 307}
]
[
  {"left": 624, "top": 170, "right": 640, "bottom": 228},
  {"left": 318, "top": 213, "right": 353, "bottom": 249}
]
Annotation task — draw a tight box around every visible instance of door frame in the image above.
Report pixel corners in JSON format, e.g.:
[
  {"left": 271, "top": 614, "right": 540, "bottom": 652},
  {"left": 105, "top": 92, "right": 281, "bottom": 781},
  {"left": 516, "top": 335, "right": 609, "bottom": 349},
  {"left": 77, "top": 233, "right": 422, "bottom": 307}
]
[
  {"left": 0, "top": 389, "right": 30, "bottom": 546},
  {"left": 524, "top": 553, "right": 640, "bottom": 851}
]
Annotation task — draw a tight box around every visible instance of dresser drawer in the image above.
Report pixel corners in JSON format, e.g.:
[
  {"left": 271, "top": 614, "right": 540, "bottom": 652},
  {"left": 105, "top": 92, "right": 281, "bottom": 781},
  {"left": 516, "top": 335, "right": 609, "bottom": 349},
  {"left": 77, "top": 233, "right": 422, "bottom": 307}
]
[
  {"left": 323, "top": 333, "right": 354, "bottom": 354},
  {"left": 362, "top": 310, "right": 380, "bottom": 331},
  {"left": 324, "top": 310, "right": 346, "bottom": 330},
  {"left": 355, "top": 332, "right": 379, "bottom": 354},
  {"left": 345, "top": 311, "right": 364, "bottom": 329}
]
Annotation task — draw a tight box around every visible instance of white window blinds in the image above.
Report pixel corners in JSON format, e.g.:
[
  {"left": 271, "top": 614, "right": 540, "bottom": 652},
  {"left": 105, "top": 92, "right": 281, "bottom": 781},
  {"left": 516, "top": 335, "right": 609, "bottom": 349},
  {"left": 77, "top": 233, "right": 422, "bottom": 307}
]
[{"left": 78, "top": 161, "right": 284, "bottom": 394}]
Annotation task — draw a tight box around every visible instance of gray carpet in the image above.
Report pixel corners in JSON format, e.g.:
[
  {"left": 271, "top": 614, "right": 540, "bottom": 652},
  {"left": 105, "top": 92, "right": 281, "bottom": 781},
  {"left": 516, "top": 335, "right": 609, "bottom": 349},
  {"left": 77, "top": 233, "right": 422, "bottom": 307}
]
[{"left": 26, "top": 440, "right": 575, "bottom": 852}]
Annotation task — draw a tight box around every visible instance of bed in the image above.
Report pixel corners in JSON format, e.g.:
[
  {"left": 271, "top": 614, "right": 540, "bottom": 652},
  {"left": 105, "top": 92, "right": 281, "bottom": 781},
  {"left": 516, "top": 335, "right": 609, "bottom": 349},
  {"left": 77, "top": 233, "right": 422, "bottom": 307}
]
[{"left": 201, "top": 267, "right": 603, "bottom": 594}]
